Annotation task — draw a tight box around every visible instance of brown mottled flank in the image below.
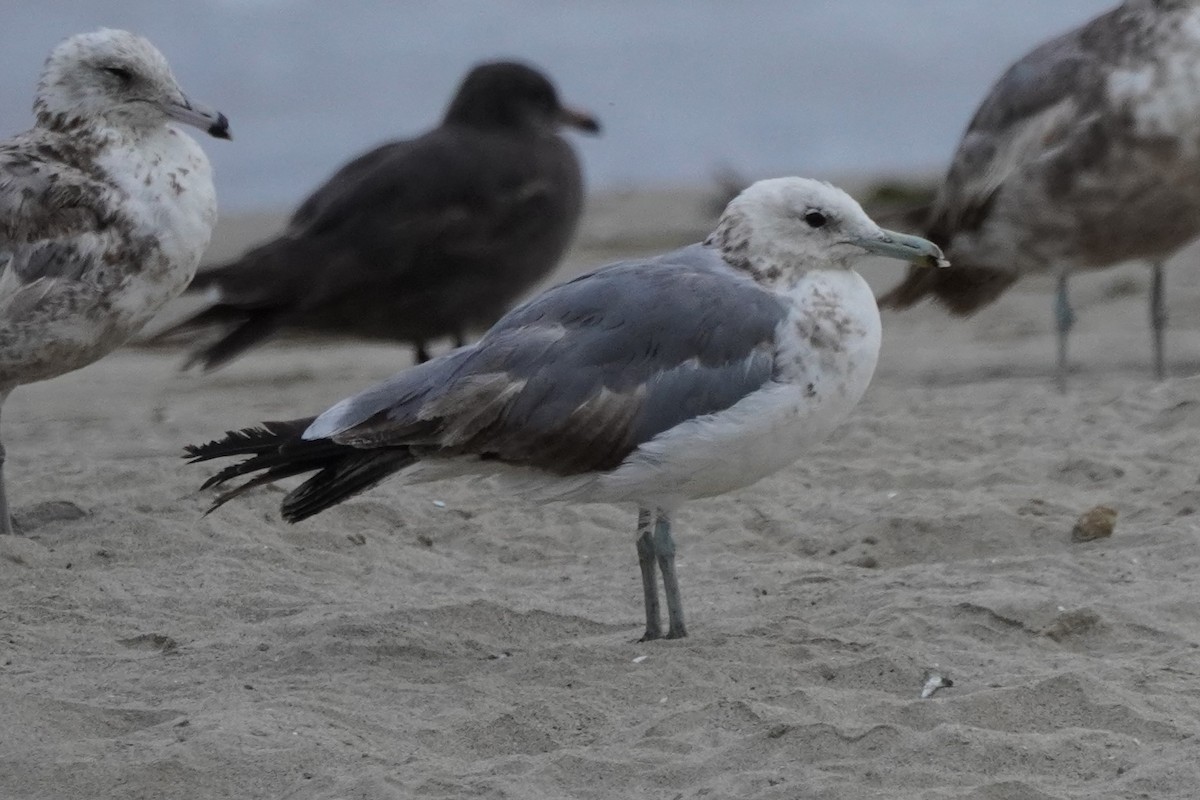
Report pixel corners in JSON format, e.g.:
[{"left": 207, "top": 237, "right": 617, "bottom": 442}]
[
  {"left": 879, "top": 0, "right": 1200, "bottom": 315},
  {"left": 2, "top": 200, "right": 127, "bottom": 381}
]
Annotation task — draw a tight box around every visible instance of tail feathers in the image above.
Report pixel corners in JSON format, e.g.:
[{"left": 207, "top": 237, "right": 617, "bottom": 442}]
[
  {"left": 185, "top": 418, "right": 415, "bottom": 521},
  {"left": 281, "top": 450, "right": 416, "bottom": 522},
  {"left": 185, "top": 418, "right": 315, "bottom": 465},
  {"left": 153, "top": 300, "right": 283, "bottom": 372},
  {"left": 186, "top": 418, "right": 337, "bottom": 510},
  {"left": 159, "top": 238, "right": 306, "bottom": 370},
  {"left": 184, "top": 267, "right": 225, "bottom": 295},
  {"left": 877, "top": 265, "right": 937, "bottom": 311},
  {"left": 153, "top": 303, "right": 251, "bottom": 342},
  {"left": 181, "top": 312, "right": 283, "bottom": 372},
  {"left": 878, "top": 261, "right": 1019, "bottom": 316},
  {"left": 186, "top": 419, "right": 326, "bottom": 494},
  {"left": 184, "top": 235, "right": 289, "bottom": 296}
]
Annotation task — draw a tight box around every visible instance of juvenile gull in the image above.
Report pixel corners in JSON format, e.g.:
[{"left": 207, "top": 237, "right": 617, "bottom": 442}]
[
  {"left": 160, "top": 60, "right": 599, "bottom": 369},
  {"left": 0, "top": 29, "right": 229, "bottom": 535},
  {"left": 878, "top": 0, "right": 1200, "bottom": 387},
  {"left": 186, "top": 177, "right": 946, "bottom": 640}
]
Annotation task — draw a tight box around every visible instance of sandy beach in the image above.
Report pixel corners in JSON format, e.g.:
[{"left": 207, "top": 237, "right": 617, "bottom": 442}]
[{"left": 5, "top": 185, "right": 1200, "bottom": 799}]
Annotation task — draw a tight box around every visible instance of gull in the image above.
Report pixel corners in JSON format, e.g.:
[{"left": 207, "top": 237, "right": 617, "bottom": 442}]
[
  {"left": 159, "top": 60, "right": 599, "bottom": 369},
  {"left": 185, "top": 177, "right": 945, "bottom": 640},
  {"left": 878, "top": 0, "right": 1200, "bottom": 388},
  {"left": 0, "top": 29, "right": 229, "bottom": 535}
]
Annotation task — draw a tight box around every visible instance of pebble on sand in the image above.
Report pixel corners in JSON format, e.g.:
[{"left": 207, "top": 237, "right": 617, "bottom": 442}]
[{"left": 1071, "top": 505, "right": 1117, "bottom": 542}]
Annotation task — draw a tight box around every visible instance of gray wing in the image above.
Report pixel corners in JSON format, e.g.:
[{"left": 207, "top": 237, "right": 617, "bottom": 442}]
[
  {"left": 306, "top": 244, "right": 789, "bottom": 475},
  {"left": 930, "top": 6, "right": 1118, "bottom": 238},
  {"left": 0, "top": 136, "right": 130, "bottom": 317}
]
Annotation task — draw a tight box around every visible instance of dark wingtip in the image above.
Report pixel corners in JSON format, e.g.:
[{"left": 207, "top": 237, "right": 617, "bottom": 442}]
[
  {"left": 208, "top": 112, "right": 232, "bottom": 140},
  {"left": 877, "top": 266, "right": 933, "bottom": 311},
  {"left": 878, "top": 261, "right": 1019, "bottom": 316}
]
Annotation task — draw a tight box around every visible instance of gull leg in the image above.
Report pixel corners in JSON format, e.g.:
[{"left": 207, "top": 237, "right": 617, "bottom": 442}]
[
  {"left": 1150, "top": 260, "right": 1167, "bottom": 381},
  {"left": 635, "top": 507, "right": 662, "bottom": 641},
  {"left": 653, "top": 510, "right": 688, "bottom": 639},
  {"left": 1054, "top": 267, "right": 1075, "bottom": 393},
  {"left": 414, "top": 341, "right": 431, "bottom": 364},
  {"left": 0, "top": 391, "right": 13, "bottom": 535},
  {"left": 454, "top": 330, "right": 467, "bottom": 349}
]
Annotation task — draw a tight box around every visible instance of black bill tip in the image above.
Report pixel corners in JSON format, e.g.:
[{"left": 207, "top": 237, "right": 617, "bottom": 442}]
[{"left": 207, "top": 112, "right": 232, "bottom": 140}]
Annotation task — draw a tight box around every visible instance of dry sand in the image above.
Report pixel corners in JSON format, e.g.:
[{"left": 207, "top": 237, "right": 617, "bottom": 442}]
[{"left": 6, "top": 186, "right": 1200, "bottom": 799}]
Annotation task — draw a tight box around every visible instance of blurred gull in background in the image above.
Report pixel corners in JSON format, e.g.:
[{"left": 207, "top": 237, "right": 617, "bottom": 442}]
[
  {"left": 159, "top": 61, "right": 598, "bottom": 367},
  {"left": 879, "top": 0, "right": 1200, "bottom": 388}
]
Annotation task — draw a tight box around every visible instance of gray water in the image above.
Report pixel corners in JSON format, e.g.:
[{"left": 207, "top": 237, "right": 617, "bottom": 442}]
[{"left": 1, "top": 1, "right": 1115, "bottom": 212}]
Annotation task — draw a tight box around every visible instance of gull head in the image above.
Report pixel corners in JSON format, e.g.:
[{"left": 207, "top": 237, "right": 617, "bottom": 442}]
[
  {"left": 444, "top": 60, "right": 601, "bottom": 136},
  {"left": 34, "top": 28, "right": 231, "bottom": 140},
  {"left": 706, "top": 177, "right": 947, "bottom": 285}
]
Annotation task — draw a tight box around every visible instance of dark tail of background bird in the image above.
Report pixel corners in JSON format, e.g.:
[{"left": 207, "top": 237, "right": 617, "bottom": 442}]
[
  {"left": 875, "top": 207, "right": 1018, "bottom": 315},
  {"left": 876, "top": 258, "right": 1019, "bottom": 315},
  {"left": 154, "top": 238, "right": 306, "bottom": 371},
  {"left": 185, "top": 418, "right": 416, "bottom": 522}
]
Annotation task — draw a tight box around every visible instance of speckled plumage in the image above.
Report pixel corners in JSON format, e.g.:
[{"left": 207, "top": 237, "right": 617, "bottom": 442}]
[
  {"left": 0, "top": 28, "right": 228, "bottom": 534},
  {"left": 879, "top": 0, "right": 1200, "bottom": 383},
  {"left": 187, "top": 177, "right": 946, "bottom": 640}
]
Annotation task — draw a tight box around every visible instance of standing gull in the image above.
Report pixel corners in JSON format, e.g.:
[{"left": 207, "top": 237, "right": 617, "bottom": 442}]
[
  {"left": 160, "top": 60, "right": 599, "bottom": 369},
  {"left": 0, "top": 29, "right": 229, "bottom": 535},
  {"left": 186, "top": 177, "right": 946, "bottom": 640},
  {"left": 878, "top": 0, "right": 1200, "bottom": 388}
]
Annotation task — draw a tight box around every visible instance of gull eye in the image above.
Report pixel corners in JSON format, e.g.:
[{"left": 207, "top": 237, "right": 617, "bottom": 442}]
[
  {"left": 103, "top": 66, "right": 134, "bottom": 84},
  {"left": 803, "top": 210, "right": 827, "bottom": 228}
]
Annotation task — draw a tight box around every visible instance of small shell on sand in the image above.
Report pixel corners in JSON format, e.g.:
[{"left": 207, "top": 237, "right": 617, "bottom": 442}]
[
  {"left": 1071, "top": 505, "right": 1118, "bottom": 542},
  {"left": 920, "top": 671, "right": 953, "bottom": 699}
]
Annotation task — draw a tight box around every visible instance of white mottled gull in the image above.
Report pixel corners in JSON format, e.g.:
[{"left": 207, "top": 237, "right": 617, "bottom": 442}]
[
  {"left": 186, "top": 177, "right": 947, "bottom": 641},
  {"left": 0, "top": 29, "right": 229, "bottom": 534},
  {"left": 879, "top": 0, "right": 1200, "bottom": 388}
]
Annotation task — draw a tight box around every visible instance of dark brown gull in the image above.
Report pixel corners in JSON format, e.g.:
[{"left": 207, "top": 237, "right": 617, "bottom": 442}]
[
  {"left": 878, "top": 0, "right": 1200, "bottom": 388},
  {"left": 0, "top": 29, "right": 229, "bottom": 535},
  {"left": 185, "top": 177, "right": 946, "bottom": 641},
  {"left": 161, "top": 60, "right": 598, "bottom": 369}
]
